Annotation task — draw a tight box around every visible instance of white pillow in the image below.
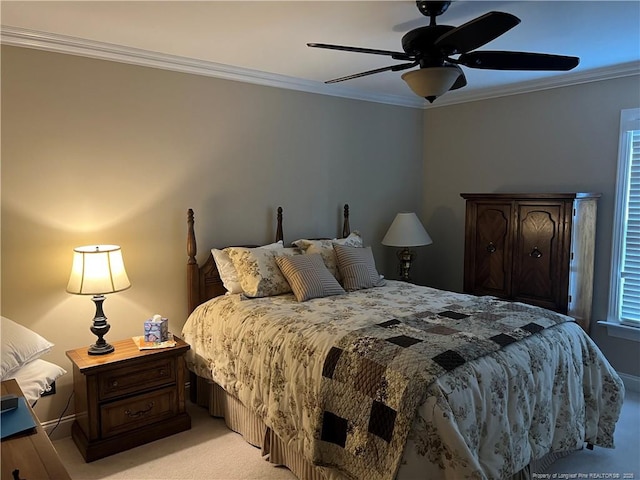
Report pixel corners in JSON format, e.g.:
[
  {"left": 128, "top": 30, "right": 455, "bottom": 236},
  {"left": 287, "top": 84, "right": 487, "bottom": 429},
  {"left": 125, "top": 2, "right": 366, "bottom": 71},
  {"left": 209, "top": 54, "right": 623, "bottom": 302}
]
[
  {"left": 6, "top": 359, "right": 67, "bottom": 405},
  {"left": 212, "top": 241, "right": 283, "bottom": 294},
  {"left": 1, "top": 316, "right": 54, "bottom": 379}
]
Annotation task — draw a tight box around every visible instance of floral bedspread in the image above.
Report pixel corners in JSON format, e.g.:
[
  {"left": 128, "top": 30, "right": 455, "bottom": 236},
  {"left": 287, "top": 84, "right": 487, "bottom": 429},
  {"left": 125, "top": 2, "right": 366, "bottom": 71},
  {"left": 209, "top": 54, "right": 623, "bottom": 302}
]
[{"left": 182, "top": 281, "right": 624, "bottom": 480}]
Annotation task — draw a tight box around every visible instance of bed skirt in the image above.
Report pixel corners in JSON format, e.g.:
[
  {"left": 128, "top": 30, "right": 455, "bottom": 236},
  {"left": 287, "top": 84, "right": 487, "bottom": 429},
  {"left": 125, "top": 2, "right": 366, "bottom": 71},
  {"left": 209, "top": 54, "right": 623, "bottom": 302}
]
[{"left": 191, "top": 375, "right": 570, "bottom": 480}]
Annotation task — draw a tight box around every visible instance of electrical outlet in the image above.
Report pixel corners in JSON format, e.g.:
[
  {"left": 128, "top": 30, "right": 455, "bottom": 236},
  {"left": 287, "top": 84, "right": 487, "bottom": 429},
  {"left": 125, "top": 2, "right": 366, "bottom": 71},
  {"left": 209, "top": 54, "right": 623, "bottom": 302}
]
[{"left": 41, "top": 381, "right": 56, "bottom": 397}]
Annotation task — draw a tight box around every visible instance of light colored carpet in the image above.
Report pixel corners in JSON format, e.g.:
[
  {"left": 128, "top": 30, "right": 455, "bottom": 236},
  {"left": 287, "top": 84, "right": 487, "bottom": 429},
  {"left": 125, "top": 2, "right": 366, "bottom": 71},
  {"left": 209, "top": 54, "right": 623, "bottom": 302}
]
[
  {"left": 54, "top": 390, "right": 639, "bottom": 479},
  {"left": 538, "top": 389, "right": 640, "bottom": 477},
  {"left": 53, "top": 401, "right": 295, "bottom": 480}
]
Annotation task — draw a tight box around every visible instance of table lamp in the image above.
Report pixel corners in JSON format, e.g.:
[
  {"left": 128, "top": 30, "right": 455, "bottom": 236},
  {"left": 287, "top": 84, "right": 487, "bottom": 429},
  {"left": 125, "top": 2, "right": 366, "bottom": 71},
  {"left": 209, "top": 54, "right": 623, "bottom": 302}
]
[
  {"left": 66, "top": 245, "right": 131, "bottom": 355},
  {"left": 382, "top": 212, "right": 433, "bottom": 281}
]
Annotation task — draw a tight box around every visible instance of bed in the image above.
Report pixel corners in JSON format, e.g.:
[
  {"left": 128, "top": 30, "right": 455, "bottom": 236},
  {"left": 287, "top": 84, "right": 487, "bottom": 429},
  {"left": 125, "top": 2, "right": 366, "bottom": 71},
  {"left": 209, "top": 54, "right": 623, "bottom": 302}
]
[{"left": 181, "top": 206, "right": 624, "bottom": 480}]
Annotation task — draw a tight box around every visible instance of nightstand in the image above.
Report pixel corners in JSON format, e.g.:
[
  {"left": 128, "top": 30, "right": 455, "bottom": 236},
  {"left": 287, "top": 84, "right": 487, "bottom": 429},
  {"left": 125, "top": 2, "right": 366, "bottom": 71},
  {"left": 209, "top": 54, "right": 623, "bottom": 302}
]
[{"left": 66, "top": 337, "right": 191, "bottom": 462}]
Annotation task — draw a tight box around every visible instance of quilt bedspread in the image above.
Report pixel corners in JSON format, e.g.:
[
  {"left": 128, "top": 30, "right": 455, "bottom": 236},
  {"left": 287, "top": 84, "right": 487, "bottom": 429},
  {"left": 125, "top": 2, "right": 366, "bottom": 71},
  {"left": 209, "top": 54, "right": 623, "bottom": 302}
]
[{"left": 182, "top": 281, "right": 624, "bottom": 480}]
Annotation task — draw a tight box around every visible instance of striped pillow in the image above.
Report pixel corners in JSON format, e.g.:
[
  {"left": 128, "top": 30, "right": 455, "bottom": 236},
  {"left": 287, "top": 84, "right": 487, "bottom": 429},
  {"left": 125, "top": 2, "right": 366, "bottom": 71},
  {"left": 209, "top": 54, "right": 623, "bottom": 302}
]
[
  {"left": 275, "top": 254, "right": 346, "bottom": 302},
  {"left": 333, "top": 244, "right": 386, "bottom": 291},
  {"left": 292, "top": 232, "right": 363, "bottom": 281}
]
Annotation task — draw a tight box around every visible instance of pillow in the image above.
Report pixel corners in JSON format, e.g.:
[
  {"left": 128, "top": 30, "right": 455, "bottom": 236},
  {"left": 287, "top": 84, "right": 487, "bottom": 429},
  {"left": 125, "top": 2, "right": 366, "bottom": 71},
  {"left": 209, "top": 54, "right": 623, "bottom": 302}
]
[
  {"left": 225, "top": 246, "right": 300, "bottom": 298},
  {"left": 1, "top": 316, "right": 54, "bottom": 379},
  {"left": 212, "top": 241, "right": 283, "bottom": 294},
  {"left": 333, "top": 244, "right": 386, "bottom": 291},
  {"left": 293, "top": 232, "right": 363, "bottom": 280},
  {"left": 275, "top": 253, "right": 346, "bottom": 302},
  {"left": 6, "top": 359, "right": 67, "bottom": 405}
]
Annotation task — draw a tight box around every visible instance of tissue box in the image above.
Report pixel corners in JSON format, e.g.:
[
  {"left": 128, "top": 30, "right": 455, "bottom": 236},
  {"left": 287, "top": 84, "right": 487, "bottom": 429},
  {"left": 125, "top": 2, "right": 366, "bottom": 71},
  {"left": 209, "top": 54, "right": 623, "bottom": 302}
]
[{"left": 144, "top": 318, "right": 168, "bottom": 343}]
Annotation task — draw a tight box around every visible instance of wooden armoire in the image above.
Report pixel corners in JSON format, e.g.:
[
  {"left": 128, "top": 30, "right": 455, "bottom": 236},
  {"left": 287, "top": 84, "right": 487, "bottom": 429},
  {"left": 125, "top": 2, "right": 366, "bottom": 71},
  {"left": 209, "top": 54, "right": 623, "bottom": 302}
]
[{"left": 461, "top": 193, "right": 600, "bottom": 332}]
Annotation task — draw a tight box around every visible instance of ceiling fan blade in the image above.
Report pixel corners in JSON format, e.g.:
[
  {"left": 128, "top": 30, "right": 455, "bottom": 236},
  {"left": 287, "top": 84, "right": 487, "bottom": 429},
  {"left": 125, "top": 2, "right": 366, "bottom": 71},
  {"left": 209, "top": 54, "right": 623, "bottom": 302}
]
[
  {"left": 435, "top": 11, "right": 520, "bottom": 55},
  {"left": 325, "top": 62, "right": 418, "bottom": 84},
  {"left": 307, "top": 43, "right": 414, "bottom": 61},
  {"left": 458, "top": 51, "right": 580, "bottom": 71},
  {"left": 391, "top": 61, "right": 420, "bottom": 72}
]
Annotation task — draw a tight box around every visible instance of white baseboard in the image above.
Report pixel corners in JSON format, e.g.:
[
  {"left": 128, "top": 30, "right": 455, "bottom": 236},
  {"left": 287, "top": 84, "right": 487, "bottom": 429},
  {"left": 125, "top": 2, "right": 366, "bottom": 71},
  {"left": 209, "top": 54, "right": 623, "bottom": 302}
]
[
  {"left": 41, "top": 414, "right": 75, "bottom": 441},
  {"left": 618, "top": 372, "right": 640, "bottom": 393}
]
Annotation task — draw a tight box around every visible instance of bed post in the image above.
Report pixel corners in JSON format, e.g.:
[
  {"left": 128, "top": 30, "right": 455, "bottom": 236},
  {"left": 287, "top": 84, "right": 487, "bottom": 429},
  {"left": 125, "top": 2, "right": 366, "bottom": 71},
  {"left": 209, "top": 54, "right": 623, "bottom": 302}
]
[
  {"left": 342, "top": 204, "right": 350, "bottom": 237},
  {"left": 276, "top": 206, "right": 284, "bottom": 243},
  {"left": 187, "top": 209, "right": 199, "bottom": 316}
]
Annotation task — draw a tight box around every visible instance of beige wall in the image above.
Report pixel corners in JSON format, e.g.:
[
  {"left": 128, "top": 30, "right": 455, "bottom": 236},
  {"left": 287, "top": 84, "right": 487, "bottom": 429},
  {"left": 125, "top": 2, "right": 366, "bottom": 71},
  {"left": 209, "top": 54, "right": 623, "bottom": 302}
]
[
  {"left": 2, "top": 44, "right": 639, "bottom": 422},
  {"left": 419, "top": 75, "right": 640, "bottom": 376},
  {"left": 1, "top": 46, "right": 424, "bottom": 421}
]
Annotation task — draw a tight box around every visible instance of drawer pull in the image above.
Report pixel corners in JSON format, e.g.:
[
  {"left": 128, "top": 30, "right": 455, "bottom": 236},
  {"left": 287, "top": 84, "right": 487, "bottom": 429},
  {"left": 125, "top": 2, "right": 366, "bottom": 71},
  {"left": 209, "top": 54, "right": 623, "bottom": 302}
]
[
  {"left": 111, "top": 380, "right": 118, "bottom": 387},
  {"left": 529, "top": 246, "right": 543, "bottom": 258},
  {"left": 125, "top": 402, "right": 154, "bottom": 418},
  {"left": 159, "top": 369, "right": 166, "bottom": 376},
  {"left": 486, "top": 242, "right": 496, "bottom": 254}
]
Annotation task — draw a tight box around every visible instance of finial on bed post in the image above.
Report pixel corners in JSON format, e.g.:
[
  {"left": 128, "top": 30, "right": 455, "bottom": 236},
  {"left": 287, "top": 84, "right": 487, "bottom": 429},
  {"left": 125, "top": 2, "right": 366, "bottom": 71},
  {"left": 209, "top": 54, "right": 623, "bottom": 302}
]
[
  {"left": 343, "top": 204, "right": 351, "bottom": 237},
  {"left": 187, "top": 209, "right": 199, "bottom": 315},
  {"left": 187, "top": 209, "right": 197, "bottom": 264},
  {"left": 276, "top": 206, "right": 284, "bottom": 243}
]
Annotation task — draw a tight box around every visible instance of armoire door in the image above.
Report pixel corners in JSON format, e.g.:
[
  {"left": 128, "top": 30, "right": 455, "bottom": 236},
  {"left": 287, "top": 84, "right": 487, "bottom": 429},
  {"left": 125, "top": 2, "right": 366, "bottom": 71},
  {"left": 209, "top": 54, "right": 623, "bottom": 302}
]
[
  {"left": 511, "top": 202, "right": 570, "bottom": 312},
  {"left": 466, "top": 202, "right": 513, "bottom": 298}
]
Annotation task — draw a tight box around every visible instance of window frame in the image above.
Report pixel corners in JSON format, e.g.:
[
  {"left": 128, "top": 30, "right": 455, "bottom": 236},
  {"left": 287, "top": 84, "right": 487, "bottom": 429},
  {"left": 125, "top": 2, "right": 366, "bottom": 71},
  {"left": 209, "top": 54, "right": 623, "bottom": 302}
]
[{"left": 604, "top": 107, "right": 640, "bottom": 340}]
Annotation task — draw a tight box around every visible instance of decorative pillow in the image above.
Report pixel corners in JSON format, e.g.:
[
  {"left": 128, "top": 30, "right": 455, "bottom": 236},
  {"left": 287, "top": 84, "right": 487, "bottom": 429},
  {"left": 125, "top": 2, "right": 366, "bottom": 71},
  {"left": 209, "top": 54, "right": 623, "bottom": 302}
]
[
  {"left": 333, "top": 244, "right": 386, "bottom": 291},
  {"left": 212, "top": 241, "right": 283, "bottom": 294},
  {"left": 1, "top": 316, "right": 54, "bottom": 379},
  {"left": 225, "top": 246, "right": 300, "bottom": 298},
  {"left": 293, "top": 232, "right": 363, "bottom": 280},
  {"left": 6, "top": 359, "right": 67, "bottom": 405},
  {"left": 275, "top": 253, "right": 346, "bottom": 302}
]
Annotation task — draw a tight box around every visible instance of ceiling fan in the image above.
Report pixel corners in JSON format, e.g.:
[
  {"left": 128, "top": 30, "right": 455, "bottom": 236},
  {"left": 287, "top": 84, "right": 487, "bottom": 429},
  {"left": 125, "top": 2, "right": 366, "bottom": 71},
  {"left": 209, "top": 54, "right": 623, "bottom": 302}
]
[{"left": 308, "top": 1, "right": 580, "bottom": 103}]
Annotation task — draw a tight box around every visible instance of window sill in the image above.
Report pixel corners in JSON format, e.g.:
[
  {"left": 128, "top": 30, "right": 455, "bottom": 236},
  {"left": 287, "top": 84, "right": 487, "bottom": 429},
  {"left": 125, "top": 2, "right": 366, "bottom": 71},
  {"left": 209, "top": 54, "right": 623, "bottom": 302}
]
[{"left": 597, "top": 320, "right": 640, "bottom": 342}]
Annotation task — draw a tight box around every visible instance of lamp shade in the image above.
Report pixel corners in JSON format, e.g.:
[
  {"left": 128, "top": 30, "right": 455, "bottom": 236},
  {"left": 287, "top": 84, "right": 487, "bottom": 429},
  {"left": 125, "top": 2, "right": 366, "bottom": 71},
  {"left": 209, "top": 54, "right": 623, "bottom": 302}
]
[
  {"left": 67, "top": 245, "right": 131, "bottom": 295},
  {"left": 401, "top": 67, "right": 460, "bottom": 101},
  {"left": 382, "top": 213, "right": 433, "bottom": 247}
]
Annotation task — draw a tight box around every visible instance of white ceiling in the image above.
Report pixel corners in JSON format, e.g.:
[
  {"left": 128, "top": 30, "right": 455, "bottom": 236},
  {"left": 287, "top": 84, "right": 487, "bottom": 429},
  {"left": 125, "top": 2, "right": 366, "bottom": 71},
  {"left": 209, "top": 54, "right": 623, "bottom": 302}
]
[{"left": 1, "top": 1, "right": 639, "bottom": 107}]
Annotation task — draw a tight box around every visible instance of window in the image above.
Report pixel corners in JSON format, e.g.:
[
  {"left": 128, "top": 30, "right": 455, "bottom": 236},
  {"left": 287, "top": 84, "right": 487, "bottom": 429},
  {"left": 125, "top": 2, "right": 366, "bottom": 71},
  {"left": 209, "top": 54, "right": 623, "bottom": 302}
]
[{"left": 608, "top": 108, "right": 640, "bottom": 329}]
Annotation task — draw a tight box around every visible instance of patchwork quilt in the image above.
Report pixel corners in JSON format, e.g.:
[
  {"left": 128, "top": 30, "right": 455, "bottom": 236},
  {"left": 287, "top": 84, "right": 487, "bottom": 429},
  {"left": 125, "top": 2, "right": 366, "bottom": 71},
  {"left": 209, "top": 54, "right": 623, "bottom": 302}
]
[
  {"left": 314, "top": 299, "right": 569, "bottom": 480},
  {"left": 182, "top": 281, "right": 624, "bottom": 480}
]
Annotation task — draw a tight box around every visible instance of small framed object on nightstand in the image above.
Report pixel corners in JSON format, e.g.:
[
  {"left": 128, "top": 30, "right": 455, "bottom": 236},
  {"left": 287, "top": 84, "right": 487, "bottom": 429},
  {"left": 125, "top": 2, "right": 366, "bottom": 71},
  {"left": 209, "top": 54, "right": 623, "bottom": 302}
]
[{"left": 66, "top": 337, "right": 191, "bottom": 462}]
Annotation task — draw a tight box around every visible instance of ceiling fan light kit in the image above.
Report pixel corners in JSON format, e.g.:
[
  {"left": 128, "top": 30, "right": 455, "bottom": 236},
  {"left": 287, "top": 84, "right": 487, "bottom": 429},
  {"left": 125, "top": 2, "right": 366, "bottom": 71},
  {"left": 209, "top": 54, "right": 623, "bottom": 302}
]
[
  {"left": 308, "top": 1, "right": 579, "bottom": 103},
  {"left": 401, "top": 66, "right": 460, "bottom": 103}
]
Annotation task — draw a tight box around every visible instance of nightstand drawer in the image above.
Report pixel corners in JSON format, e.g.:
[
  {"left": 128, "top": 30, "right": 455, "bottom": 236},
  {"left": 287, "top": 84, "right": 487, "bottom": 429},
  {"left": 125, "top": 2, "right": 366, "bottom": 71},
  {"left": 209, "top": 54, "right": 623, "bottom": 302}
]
[
  {"left": 100, "top": 386, "right": 177, "bottom": 438},
  {"left": 98, "top": 357, "right": 175, "bottom": 400}
]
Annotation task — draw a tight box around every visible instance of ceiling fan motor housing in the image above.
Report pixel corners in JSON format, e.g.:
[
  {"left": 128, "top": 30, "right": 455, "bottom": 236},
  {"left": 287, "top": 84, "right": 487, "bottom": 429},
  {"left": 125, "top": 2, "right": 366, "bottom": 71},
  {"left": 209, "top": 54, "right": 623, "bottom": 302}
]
[{"left": 402, "top": 25, "right": 454, "bottom": 66}]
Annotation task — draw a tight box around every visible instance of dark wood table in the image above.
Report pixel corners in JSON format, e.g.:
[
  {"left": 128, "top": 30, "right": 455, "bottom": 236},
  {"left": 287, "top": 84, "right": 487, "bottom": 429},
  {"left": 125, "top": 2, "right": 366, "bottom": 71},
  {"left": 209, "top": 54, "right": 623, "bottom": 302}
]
[{"left": 1, "top": 379, "right": 71, "bottom": 480}]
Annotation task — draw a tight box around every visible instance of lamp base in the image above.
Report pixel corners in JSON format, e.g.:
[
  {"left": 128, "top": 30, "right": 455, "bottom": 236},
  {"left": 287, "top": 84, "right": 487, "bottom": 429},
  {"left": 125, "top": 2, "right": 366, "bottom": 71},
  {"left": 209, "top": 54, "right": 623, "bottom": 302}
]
[
  {"left": 88, "top": 294, "right": 115, "bottom": 356},
  {"left": 88, "top": 341, "right": 115, "bottom": 356},
  {"left": 397, "top": 248, "right": 415, "bottom": 282}
]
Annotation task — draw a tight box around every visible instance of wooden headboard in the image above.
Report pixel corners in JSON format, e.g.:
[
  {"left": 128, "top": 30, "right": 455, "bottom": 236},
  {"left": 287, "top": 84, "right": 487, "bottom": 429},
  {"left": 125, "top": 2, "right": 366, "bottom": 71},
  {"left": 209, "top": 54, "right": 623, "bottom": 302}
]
[{"left": 186, "top": 205, "right": 351, "bottom": 315}]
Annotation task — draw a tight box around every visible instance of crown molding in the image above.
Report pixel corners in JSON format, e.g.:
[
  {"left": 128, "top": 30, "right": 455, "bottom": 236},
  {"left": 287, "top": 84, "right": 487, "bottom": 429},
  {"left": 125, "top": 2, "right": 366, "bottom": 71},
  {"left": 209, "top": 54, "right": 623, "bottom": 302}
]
[
  {"left": 0, "top": 26, "right": 424, "bottom": 109},
  {"left": 2, "top": 25, "right": 638, "bottom": 110}
]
